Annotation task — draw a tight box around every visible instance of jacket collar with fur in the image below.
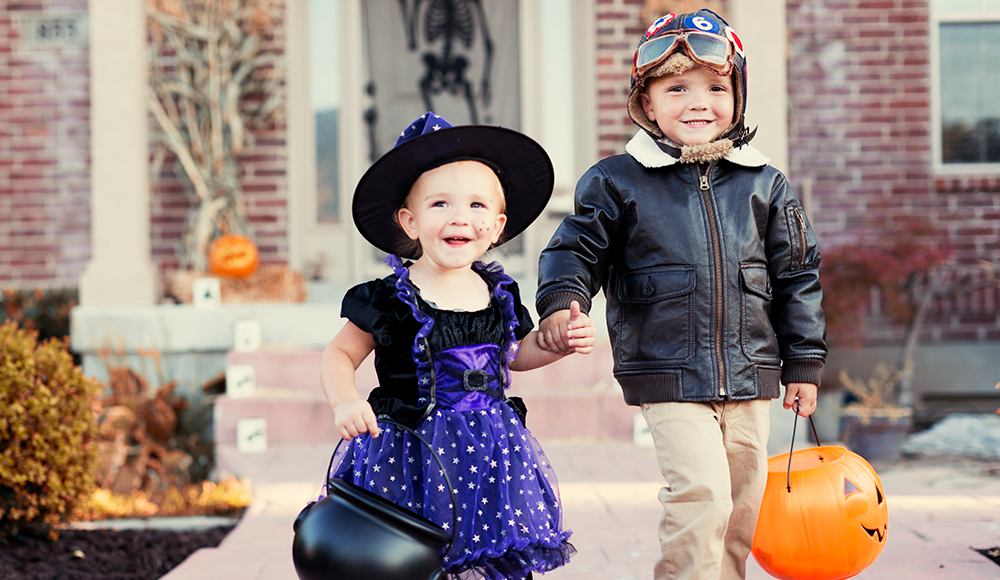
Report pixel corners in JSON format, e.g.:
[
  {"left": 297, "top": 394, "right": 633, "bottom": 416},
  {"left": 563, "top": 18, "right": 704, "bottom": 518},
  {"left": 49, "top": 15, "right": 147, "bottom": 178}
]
[{"left": 625, "top": 129, "right": 770, "bottom": 169}]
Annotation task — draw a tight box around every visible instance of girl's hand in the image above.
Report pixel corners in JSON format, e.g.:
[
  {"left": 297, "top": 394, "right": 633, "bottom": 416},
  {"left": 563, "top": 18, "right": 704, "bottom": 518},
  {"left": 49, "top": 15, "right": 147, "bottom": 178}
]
[
  {"left": 333, "top": 397, "right": 381, "bottom": 440},
  {"left": 565, "top": 301, "right": 597, "bottom": 354},
  {"left": 783, "top": 383, "right": 818, "bottom": 417}
]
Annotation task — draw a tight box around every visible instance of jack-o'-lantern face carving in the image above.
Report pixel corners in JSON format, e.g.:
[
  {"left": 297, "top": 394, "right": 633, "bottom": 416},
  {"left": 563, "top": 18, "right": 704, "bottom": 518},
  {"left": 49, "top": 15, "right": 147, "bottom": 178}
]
[
  {"left": 844, "top": 475, "right": 887, "bottom": 544},
  {"left": 752, "top": 446, "right": 889, "bottom": 580},
  {"left": 208, "top": 234, "right": 260, "bottom": 278}
]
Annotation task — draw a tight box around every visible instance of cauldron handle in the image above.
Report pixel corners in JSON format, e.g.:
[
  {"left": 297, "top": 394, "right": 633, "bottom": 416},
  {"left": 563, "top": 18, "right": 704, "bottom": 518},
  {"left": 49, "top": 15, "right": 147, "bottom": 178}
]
[
  {"left": 324, "top": 416, "right": 458, "bottom": 546},
  {"left": 785, "top": 406, "right": 821, "bottom": 493}
]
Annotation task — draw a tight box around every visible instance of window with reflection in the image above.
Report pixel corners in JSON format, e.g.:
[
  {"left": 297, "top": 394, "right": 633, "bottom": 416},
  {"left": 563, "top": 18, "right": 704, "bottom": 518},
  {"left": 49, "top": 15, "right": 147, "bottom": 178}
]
[{"left": 939, "top": 22, "right": 1000, "bottom": 164}]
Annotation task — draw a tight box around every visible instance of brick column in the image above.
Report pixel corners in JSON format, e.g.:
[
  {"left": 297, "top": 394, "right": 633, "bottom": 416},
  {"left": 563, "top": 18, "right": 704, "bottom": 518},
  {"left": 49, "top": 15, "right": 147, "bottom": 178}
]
[{"left": 79, "top": 0, "right": 157, "bottom": 305}]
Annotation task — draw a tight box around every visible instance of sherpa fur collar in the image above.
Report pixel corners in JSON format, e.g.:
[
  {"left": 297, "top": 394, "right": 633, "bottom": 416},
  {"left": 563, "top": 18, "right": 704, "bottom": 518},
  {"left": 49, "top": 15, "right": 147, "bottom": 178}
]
[{"left": 625, "top": 129, "right": 769, "bottom": 169}]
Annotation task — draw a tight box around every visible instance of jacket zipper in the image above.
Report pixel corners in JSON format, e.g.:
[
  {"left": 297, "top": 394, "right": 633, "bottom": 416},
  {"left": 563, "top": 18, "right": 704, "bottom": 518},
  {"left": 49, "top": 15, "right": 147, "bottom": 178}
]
[
  {"left": 697, "top": 161, "right": 726, "bottom": 398},
  {"left": 792, "top": 206, "right": 807, "bottom": 270}
]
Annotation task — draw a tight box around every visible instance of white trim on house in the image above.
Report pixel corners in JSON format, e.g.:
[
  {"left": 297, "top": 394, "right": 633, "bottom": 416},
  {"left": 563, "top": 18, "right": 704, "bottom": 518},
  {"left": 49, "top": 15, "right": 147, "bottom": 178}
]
[
  {"left": 728, "top": 0, "right": 789, "bottom": 176},
  {"left": 79, "top": 0, "right": 158, "bottom": 306},
  {"left": 286, "top": 0, "right": 369, "bottom": 283}
]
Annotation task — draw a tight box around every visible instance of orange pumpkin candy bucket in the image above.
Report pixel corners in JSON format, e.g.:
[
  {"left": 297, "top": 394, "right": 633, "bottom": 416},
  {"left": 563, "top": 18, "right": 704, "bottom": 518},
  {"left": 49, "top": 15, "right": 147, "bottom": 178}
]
[{"left": 752, "top": 416, "right": 888, "bottom": 580}]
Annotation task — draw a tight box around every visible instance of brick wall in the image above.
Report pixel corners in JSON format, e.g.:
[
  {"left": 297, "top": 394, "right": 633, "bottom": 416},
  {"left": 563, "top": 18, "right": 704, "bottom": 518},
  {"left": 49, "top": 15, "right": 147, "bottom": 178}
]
[
  {"left": 787, "top": 0, "right": 1000, "bottom": 342},
  {"left": 594, "top": 0, "right": 731, "bottom": 159},
  {"left": 0, "top": 1, "right": 91, "bottom": 289},
  {"left": 594, "top": 0, "right": 646, "bottom": 160},
  {"left": 1, "top": 1, "right": 289, "bottom": 289}
]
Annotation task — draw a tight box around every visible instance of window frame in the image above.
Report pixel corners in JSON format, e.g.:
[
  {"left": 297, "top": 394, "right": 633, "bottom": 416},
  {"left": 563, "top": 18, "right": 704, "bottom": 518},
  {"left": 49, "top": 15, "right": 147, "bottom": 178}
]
[{"left": 930, "top": 4, "right": 1000, "bottom": 174}]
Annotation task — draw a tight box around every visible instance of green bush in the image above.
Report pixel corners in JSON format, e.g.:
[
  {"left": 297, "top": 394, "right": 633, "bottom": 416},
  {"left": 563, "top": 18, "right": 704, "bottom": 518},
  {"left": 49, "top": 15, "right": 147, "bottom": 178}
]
[{"left": 0, "top": 321, "right": 101, "bottom": 538}]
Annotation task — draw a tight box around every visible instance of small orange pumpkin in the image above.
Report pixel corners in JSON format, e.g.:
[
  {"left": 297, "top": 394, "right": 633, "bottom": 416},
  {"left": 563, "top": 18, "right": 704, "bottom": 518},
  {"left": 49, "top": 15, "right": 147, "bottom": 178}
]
[
  {"left": 752, "top": 445, "right": 888, "bottom": 580},
  {"left": 208, "top": 234, "right": 260, "bottom": 278}
]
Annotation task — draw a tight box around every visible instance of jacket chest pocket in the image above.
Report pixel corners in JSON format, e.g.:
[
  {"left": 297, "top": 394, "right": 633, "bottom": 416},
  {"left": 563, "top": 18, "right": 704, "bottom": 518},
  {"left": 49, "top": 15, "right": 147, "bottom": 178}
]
[
  {"left": 740, "top": 265, "right": 780, "bottom": 362},
  {"left": 613, "top": 266, "right": 696, "bottom": 366}
]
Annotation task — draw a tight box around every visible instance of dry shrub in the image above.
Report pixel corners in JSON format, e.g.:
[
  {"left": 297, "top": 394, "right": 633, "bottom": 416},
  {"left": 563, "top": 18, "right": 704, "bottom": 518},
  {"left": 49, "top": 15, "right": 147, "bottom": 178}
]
[
  {"left": 74, "top": 477, "right": 251, "bottom": 521},
  {"left": 93, "top": 367, "right": 194, "bottom": 500}
]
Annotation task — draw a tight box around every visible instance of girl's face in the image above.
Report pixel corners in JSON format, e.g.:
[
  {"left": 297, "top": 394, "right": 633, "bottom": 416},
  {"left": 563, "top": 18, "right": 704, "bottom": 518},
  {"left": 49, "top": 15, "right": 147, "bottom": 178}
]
[
  {"left": 396, "top": 160, "right": 507, "bottom": 272},
  {"left": 640, "top": 66, "right": 735, "bottom": 146}
]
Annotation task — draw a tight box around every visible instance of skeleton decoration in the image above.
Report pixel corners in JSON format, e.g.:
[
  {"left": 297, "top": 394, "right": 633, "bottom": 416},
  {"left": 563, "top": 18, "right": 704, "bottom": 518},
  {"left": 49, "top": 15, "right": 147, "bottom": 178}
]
[{"left": 398, "top": 0, "right": 494, "bottom": 124}]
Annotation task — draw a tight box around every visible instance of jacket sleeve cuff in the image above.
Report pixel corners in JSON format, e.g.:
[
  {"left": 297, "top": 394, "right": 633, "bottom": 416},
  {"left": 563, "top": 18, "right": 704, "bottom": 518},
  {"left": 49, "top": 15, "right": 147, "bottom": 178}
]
[
  {"left": 781, "top": 358, "right": 825, "bottom": 387},
  {"left": 536, "top": 291, "right": 591, "bottom": 321}
]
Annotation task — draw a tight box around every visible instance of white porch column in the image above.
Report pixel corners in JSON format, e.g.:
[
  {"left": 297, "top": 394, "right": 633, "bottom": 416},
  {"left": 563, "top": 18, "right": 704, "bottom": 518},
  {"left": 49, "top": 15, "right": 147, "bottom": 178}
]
[
  {"left": 79, "top": 0, "right": 158, "bottom": 306},
  {"left": 727, "top": 0, "right": 789, "bottom": 175}
]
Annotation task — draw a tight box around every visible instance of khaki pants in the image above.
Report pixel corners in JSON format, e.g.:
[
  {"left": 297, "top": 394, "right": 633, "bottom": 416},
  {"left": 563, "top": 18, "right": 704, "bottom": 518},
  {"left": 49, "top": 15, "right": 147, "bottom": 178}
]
[{"left": 641, "top": 399, "right": 770, "bottom": 580}]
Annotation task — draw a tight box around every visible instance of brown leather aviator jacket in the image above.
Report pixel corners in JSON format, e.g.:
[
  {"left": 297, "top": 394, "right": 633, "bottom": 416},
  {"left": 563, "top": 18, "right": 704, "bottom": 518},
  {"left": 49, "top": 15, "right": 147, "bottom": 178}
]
[{"left": 536, "top": 131, "right": 827, "bottom": 405}]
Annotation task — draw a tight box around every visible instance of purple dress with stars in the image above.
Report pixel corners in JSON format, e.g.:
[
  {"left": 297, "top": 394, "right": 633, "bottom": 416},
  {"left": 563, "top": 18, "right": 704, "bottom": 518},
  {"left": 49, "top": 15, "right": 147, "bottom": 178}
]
[{"left": 325, "top": 255, "right": 574, "bottom": 580}]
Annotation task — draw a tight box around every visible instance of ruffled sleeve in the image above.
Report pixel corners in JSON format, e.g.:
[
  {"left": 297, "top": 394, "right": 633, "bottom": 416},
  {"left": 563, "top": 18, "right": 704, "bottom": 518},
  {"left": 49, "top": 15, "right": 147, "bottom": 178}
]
[
  {"left": 504, "top": 278, "right": 535, "bottom": 341},
  {"left": 340, "top": 277, "right": 400, "bottom": 346}
]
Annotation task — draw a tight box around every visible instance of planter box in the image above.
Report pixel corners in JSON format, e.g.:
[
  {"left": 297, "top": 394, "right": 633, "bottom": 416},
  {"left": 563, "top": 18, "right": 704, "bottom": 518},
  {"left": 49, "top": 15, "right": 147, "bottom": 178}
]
[{"left": 839, "top": 406, "right": 914, "bottom": 463}]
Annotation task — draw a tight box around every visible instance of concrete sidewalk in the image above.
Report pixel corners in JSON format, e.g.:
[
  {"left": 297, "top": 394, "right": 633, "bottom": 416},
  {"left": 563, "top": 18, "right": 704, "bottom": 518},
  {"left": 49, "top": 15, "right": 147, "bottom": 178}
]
[{"left": 158, "top": 439, "right": 1000, "bottom": 580}]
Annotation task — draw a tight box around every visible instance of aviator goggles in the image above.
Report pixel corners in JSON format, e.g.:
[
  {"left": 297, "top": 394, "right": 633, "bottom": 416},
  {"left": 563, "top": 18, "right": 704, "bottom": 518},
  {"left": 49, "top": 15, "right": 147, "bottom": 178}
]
[{"left": 632, "top": 30, "right": 734, "bottom": 82}]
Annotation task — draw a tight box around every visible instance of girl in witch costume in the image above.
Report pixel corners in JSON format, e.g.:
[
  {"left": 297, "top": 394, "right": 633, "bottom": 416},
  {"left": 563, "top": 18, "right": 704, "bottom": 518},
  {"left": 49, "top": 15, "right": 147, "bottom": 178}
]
[{"left": 320, "top": 112, "right": 594, "bottom": 580}]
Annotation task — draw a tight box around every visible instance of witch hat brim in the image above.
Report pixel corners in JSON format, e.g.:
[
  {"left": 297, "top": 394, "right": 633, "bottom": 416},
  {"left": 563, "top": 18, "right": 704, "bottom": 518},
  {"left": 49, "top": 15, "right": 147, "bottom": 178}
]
[{"left": 352, "top": 121, "right": 554, "bottom": 258}]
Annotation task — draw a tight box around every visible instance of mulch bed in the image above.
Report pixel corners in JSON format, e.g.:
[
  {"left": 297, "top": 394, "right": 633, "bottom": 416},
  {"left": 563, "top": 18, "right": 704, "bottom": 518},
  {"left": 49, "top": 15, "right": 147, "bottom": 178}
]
[{"left": 0, "top": 525, "right": 234, "bottom": 580}]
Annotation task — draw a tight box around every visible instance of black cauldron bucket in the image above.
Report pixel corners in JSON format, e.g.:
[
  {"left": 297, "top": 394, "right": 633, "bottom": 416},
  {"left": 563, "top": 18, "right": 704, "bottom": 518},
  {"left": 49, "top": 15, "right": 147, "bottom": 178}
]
[{"left": 292, "top": 418, "right": 455, "bottom": 580}]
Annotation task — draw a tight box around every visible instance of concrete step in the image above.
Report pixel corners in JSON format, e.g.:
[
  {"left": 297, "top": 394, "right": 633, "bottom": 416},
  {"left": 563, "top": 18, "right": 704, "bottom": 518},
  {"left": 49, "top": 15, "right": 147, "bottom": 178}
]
[
  {"left": 224, "top": 348, "right": 378, "bottom": 394},
  {"left": 213, "top": 343, "right": 642, "bottom": 480}
]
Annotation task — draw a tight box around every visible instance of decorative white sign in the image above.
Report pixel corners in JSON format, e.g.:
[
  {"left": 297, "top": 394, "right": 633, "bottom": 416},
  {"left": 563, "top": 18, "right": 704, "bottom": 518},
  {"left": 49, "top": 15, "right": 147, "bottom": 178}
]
[
  {"left": 192, "top": 277, "right": 222, "bottom": 308},
  {"left": 225, "top": 365, "right": 256, "bottom": 399},
  {"left": 633, "top": 412, "right": 654, "bottom": 448},
  {"left": 236, "top": 418, "right": 268, "bottom": 454},
  {"left": 233, "top": 319, "right": 262, "bottom": 352}
]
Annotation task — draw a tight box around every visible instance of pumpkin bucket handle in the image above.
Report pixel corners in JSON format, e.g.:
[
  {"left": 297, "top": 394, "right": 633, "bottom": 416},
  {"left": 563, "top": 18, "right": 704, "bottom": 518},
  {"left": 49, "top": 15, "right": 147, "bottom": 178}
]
[{"left": 785, "top": 403, "right": 822, "bottom": 493}]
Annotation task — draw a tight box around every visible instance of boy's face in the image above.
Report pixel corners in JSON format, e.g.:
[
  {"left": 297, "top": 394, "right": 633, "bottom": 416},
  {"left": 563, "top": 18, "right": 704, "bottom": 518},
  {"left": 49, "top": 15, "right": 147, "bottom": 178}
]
[
  {"left": 639, "top": 66, "right": 735, "bottom": 146},
  {"left": 397, "top": 160, "right": 507, "bottom": 271}
]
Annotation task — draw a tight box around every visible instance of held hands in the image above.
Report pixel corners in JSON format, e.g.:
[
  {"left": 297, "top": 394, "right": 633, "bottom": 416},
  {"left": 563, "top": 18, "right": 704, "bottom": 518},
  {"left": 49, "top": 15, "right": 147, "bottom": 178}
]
[
  {"left": 537, "top": 301, "right": 597, "bottom": 356},
  {"left": 783, "top": 382, "right": 818, "bottom": 417},
  {"left": 333, "top": 397, "right": 381, "bottom": 440}
]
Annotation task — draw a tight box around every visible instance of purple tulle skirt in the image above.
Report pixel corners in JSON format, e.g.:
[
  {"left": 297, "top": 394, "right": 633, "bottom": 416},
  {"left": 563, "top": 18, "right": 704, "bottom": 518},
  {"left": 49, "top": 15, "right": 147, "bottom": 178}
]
[{"left": 329, "top": 401, "right": 575, "bottom": 580}]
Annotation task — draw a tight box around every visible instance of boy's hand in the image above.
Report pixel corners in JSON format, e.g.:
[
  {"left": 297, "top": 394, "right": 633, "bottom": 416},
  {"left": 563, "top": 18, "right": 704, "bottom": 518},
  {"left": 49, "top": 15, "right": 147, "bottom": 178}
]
[
  {"left": 783, "top": 382, "right": 818, "bottom": 417},
  {"left": 333, "top": 397, "right": 381, "bottom": 440},
  {"left": 538, "top": 301, "right": 590, "bottom": 355},
  {"left": 565, "top": 301, "right": 597, "bottom": 354}
]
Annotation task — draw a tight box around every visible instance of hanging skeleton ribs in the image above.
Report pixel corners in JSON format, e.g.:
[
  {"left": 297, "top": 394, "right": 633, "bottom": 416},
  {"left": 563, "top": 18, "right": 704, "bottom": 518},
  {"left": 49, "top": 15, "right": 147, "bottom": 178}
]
[{"left": 398, "top": 0, "right": 494, "bottom": 123}]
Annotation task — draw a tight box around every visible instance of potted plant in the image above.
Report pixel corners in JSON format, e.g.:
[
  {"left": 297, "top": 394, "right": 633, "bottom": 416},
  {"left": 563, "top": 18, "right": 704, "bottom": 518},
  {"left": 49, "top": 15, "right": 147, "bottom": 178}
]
[
  {"left": 836, "top": 363, "right": 914, "bottom": 462},
  {"left": 819, "top": 216, "right": 999, "bottom": 461}
]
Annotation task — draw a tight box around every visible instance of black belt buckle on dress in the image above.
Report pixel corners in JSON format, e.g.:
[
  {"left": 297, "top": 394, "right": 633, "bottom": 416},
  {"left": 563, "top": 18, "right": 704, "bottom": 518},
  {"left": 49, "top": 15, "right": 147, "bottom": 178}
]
[{"left": 463, "top": 369, "right": 489, "bottom": 392}]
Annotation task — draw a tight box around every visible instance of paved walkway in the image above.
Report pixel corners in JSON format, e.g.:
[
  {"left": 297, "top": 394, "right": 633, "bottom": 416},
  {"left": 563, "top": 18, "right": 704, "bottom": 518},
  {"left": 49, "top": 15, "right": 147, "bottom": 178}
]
[{"left": 157, "top": 439, "right": 1000, "bottom": 580}]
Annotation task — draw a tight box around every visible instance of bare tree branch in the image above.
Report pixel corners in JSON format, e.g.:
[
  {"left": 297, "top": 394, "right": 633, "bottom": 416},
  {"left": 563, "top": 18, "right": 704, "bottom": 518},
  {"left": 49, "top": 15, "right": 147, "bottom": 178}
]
[
  {"left": 147, "top": 0, "right": 283, "bottom": 270},
  {"left": 146, "top": 86, "right": 211, "bottom": 202}
]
